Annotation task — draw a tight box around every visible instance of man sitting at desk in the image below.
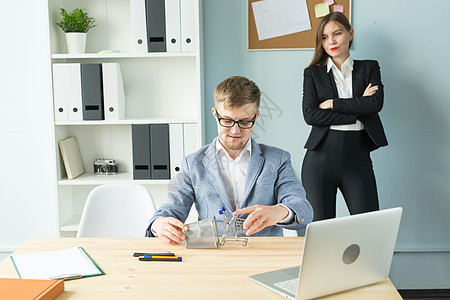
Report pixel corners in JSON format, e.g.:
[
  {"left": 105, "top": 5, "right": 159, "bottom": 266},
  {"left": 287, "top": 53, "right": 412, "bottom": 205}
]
[{"left": 147, "top": 76, "right": 313, "bottom": 244}]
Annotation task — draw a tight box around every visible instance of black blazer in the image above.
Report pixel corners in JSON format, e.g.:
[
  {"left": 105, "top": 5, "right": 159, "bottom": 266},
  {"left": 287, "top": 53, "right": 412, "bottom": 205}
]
[{"left": 302, "top": 59, "right": 388, "bottom": 151}]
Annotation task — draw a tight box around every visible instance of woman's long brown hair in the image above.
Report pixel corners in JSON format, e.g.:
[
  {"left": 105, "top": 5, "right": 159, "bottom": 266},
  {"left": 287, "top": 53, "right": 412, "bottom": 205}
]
[{"left": 309, "top": 12, "right": 353, "bottom": 67}]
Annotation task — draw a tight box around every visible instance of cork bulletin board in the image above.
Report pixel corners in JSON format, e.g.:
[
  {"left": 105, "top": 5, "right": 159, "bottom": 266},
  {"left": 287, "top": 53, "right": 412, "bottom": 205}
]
[{"left": 248, "top": 0, "right": 351, "bottom": 50}]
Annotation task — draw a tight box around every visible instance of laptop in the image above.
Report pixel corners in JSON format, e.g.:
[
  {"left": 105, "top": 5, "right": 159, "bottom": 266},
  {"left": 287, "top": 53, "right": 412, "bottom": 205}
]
[{"left": 249, "top": 207, "right": 402, "bottom": 300}]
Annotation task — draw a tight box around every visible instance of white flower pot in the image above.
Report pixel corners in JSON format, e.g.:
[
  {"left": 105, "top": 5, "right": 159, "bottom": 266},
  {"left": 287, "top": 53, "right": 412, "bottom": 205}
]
[{"left": 65, "top": 32, "right": 87, "bottom": 54}]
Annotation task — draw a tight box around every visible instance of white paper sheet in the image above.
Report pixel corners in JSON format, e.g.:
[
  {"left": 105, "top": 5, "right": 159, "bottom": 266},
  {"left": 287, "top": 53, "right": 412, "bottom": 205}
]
[
  {"left": 11, "top": 247, "right": 103, "bottom": 280},
  {"left": 252, "top": 0, "right": 311, "bottom": 41}
]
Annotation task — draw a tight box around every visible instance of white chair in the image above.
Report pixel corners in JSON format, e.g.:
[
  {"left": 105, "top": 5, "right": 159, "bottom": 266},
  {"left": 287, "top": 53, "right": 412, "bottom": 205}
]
[{"left": 77, "top": 183, "right": 156, "bottom": 238}]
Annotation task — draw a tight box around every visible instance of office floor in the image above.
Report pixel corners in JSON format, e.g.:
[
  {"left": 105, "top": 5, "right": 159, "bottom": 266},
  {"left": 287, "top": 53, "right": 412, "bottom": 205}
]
[
  {"left": 399, "top": 289, "right": 450, "bottom": 299},
  {"left": 403, "top": 298, "right": 450, "bottom": 300}
]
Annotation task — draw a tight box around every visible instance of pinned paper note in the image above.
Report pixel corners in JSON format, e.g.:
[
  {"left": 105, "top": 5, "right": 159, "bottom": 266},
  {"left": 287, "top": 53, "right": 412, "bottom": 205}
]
[
  {"left": 252, "top": 0, "right": 311, "bottom": 41},
  {"left": 315, "top": 3, "right": 330, "bottom": 18},
  {"left": 324, "top": 0, "right": 335, "bottom": 5},
  {"left": 333, "top": 4, "right": 344, "bottom": 13}
]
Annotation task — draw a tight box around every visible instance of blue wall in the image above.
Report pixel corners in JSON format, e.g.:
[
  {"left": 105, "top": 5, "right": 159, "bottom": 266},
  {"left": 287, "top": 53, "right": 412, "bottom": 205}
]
[{"left": 203, "top": 0, "right": 450, "bottom": 289}]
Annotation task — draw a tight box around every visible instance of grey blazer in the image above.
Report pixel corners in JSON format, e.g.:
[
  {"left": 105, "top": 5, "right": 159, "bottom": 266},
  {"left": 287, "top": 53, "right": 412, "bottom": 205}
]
[{"left": 147, "top": 137, "right": 313, "bottom": 237}]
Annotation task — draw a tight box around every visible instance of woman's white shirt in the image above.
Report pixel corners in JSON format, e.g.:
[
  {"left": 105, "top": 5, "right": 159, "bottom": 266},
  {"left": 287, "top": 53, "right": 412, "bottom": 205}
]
[{"left": 328, "top": 56, "right": 364, "bottom": 131}]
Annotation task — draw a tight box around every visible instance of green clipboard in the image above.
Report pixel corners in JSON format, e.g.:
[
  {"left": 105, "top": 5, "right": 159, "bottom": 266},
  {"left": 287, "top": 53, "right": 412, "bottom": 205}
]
[{"left": 10, "top": 246, "right": 105, "bottom": 280}]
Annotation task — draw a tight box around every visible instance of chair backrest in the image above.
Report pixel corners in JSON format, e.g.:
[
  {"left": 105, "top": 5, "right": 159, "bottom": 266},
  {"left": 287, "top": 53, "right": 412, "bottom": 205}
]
[{"left": 77, "top": 183, "right": 156, "bottom": 238}]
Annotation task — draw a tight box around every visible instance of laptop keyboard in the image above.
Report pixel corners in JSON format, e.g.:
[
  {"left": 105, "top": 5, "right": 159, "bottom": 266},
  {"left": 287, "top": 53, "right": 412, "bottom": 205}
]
[{"left": 274, "top": 278, "right": 298, "bottom": 294}]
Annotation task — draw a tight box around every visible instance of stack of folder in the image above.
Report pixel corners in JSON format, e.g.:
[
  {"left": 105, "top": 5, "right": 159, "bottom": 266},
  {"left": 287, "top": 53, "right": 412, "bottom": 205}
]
[
  {"left": 132, "top": 124, "right": 171, "bottom": 180},
  {"left": 53, "top": 63, "right": 125, "bottom": 122},
  {"left": 130, "top": 0, "right": 196, "bottom": 53},
  {"left": 132, "top": 123, "right": 198, "bottom": 180}
]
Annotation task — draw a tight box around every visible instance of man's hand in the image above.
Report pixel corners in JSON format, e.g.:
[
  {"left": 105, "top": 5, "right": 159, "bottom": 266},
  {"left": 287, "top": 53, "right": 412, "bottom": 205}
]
[
  {"left": 233, "top": 205, "right": 289, "bottom": 236},
  {"left": 151, "top": 217, "right": 188, "bottom": 244}
]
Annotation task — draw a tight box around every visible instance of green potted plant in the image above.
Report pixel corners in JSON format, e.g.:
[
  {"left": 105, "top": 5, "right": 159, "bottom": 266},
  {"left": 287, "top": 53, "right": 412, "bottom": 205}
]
[{"left": 56, "top": 8, "right": 96, "bottom": 54}]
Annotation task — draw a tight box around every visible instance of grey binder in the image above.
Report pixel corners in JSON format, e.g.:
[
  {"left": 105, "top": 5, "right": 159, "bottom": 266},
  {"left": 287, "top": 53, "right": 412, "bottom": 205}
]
[
  {"left": 132, "top": 124, "right": 151, "bottom": 179},
  {"left": 81, "top": 64, "right": 104, "bottom": 120},
  {"left": 150, "top": 124, "right": 170, "bottom": 179},
  {"left": 145, "top": 0, "right": 167, "bottom": 52}
]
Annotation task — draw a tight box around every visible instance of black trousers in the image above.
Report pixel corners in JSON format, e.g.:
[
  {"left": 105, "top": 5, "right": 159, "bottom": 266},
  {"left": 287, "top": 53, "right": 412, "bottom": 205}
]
[{"left": 301, "top": 130, "right": 379, "bottom": 221}]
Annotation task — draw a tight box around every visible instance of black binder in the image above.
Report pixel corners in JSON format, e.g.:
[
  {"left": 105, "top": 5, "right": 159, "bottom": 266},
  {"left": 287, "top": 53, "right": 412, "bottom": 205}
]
[
  {"left": 145, "top": 0, "right": 166, "bottom": 52},
  {"left": 81, "top": 64, "right": 104, "bottom": 120},
  {"left": 150, "top": 124, "right": 170, "bottom": 179},
  {"left": 132, "top": 124, "right": 151, "bottom": 179}
]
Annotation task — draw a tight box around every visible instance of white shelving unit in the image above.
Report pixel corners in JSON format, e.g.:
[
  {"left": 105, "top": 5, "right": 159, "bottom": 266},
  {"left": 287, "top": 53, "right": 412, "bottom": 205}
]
[{"left": 47, "top": 0, "right": 203, "bottom": 236}]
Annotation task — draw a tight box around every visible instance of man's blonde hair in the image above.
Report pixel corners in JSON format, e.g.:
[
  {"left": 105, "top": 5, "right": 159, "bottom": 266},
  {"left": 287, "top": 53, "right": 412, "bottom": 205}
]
[{"left": 213, "top": 76, "right": 260, "bottom": 113}]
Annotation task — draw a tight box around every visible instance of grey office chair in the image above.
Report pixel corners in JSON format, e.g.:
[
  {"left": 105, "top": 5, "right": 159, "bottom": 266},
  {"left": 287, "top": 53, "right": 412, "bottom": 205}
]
[{"left": 77, "top": 183, "right": 156, "bottom": 237}]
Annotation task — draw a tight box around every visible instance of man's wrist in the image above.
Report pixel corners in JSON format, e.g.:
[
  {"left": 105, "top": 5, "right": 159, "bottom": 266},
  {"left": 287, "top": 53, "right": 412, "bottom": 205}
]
[
  {"left": 150, "top": 218, "right": 161, "bottom": 237},
  {"left": 151, "top": 227, "right": 158, "bottom": 237},
  {"left": 277, "top": 204, "right": 294, "bottom": 224}
]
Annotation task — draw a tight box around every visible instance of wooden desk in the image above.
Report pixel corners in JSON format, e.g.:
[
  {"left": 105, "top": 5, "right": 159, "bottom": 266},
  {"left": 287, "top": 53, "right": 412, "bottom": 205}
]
[{"left": 0, "top": 237, "right": 401, "bottom": 299}]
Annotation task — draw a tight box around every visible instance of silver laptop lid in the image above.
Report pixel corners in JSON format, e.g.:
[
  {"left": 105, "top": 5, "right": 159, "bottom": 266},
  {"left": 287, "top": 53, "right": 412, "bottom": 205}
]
[{"left": 297, "top": 207, "right": 402, "bottom": 300}]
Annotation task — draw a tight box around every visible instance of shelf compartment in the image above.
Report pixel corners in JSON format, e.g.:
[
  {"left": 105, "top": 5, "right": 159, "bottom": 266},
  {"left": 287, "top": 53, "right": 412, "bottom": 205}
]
[
  {"left": 51, "top": 57, "right": 199, "bottom": 121},
  {"left": 60, "top": 215, "right": 81, "bottom": 232}
]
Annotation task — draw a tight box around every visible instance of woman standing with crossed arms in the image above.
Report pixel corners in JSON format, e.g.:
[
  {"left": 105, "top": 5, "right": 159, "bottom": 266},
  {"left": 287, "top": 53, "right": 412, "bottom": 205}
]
[{"left": 301, "top": 12, "right": 388, "bottom": 220}]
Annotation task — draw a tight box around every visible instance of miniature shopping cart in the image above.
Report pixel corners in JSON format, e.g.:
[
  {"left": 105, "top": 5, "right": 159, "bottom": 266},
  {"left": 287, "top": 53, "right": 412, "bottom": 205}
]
[{"left": 218, "top": 207, "right": 248, "bottom": 246}]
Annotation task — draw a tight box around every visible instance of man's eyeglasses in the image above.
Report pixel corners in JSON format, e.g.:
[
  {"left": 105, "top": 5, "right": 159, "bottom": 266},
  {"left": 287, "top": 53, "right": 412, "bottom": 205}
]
[{"left": 215, "top": 110, "right": 257, "bottom": 129}]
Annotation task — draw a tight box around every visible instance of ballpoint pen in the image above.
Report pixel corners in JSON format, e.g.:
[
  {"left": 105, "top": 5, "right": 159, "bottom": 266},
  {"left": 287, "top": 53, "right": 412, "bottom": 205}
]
[
  {"left": 133, "top": 252, "right": 175, "bottom": 257},
  {"left": 139, "top": 256, "right": 182, "bottom": 262}
]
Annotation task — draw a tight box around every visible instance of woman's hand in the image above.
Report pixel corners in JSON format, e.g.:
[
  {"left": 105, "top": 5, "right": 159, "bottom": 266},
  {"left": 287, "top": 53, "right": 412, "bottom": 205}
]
[
  {"left": 363, "top": 83, "right": 378, "bottom": 96},
  {"left": 319, "top": 99, "right": 333, "bottom": 110}
]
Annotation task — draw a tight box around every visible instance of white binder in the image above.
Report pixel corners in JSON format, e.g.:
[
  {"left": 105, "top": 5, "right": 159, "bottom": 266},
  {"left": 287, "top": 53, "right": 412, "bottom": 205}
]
[
  {"left": 165, "top": 0, "right": 181, "bottom": 52},
  {"left": 130, "top": 0, "right": 149, "bottom": 53},
  {"left": 180, "top": 0, "right": 196, "bottom": 52},
  {"left": 52, "top": 64, "right": 82, "bottom": 121},
  {"left": 183, "top": 123, "right": 198, "bottom": 156},
  {"left": 169, "top": 123, "right": 184, "bottom": 179},
  {"left": 52, "top": 64, "right": 68, "bottom": 121},
  {"left": 102, "top": 63, "right": 125, "bottom": 121},
  {"left": 66, "top": 63, "right": 82, "bottom": 121}
]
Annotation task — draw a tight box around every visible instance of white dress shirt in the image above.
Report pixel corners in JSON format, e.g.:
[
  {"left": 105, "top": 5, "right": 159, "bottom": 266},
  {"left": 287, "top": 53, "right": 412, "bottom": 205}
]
[
  {"left": 216, "top": 138, "right": 252, "bottom": 211},
  {"left": 216, "top": 139, "right": 293, "bottom": 223},
  {"left": 328, "top": 56, "right": 364, "bottom": 131}
]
